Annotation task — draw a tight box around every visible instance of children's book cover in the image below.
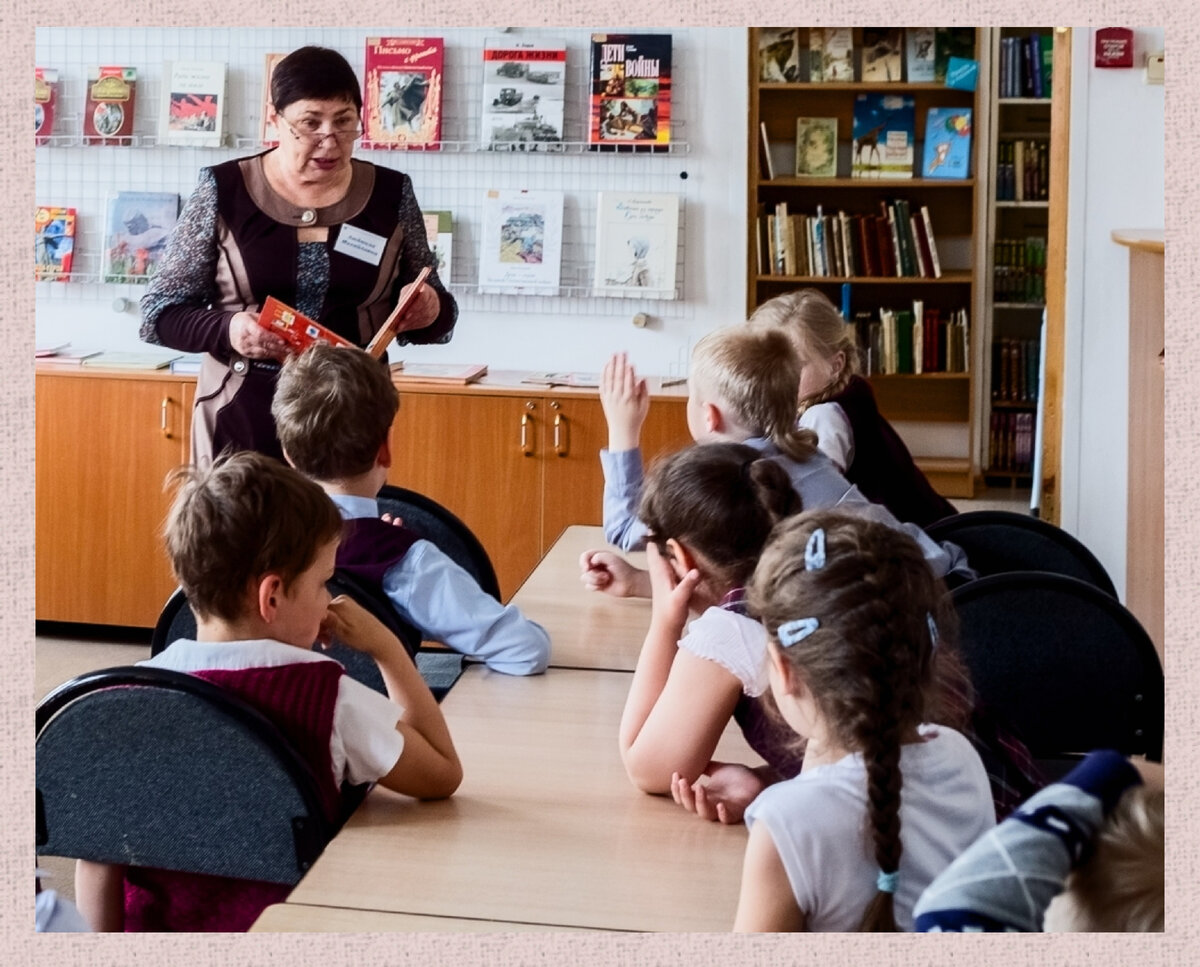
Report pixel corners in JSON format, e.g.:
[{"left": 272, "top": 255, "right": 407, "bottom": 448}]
[
  {"left": 482, "top": 39, "right": 566, "bottom": 151},
  {"left": 257, "top": 296, "right": 354, "bottom": 352},
  {"left": 478, "top": 189, "right": 563, "bottom": 295},
  {"left": 861, "top": 29, "right": 903, "bottom": 82},
  {"left": 923, "top": 107, "right": 972, "bottom": 179},
  {"left": 593, "top": 191, "right": 680, "bottom": 299},
  {"left": 905, "top": 28, "right": 936, "bottom": 82},
  {"left": 795, "top": 117, "right": 838, "bottom": 178},
  {"left": 422, "top": 210, "right": 453, "bottom": 282},
  {"left": 35, "top": 206, "right": 76, "bottom": 281},
  {"left": 83, "top": 66, "right": 137, "bottom": 143},
  {"left": 934, "top": 28, "right": 975, "bottom": 84},
  {"left": 589, "top": 33, "right": 672, "bottom": 151},
  {"left": 821, "top": 28, "right": 854, "bottom": 82},
  {"left": 851, "top": 93, "right": 915, "bottom": 179},
  {"left": 101, "top": 190, "right": 179, "bottom": 283},
  {"left": 35, "top": 68, "right": 58, "bottom": 145},
  {"left": 362, "top": 37, "right": 444, "bottom": 150},
  {"left": 260, "top": 52, "right": 287, "bottom": 146},
  {"left": 159, "top": 60, "right": 226, "bottom": 147},
  {"left": 758, "top": 28, "right": 802, "bottom": 82}
]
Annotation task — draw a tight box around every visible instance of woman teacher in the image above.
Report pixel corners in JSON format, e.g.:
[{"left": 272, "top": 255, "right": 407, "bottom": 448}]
[{"left": 141, "top": 46, "right": 457, "bottom": 466}]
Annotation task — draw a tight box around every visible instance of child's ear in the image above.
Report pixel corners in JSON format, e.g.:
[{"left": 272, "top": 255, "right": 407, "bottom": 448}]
[
  {"left": 832, "top": 350, "right": 846, "bottom": 379},
  {"left": 376, "top": 437, "right": 392, "bottom": 470},
  {"left": 703, "top": 401, "right": 723, "bottom": 435},
  {"left": 257, "top": 574, "right": 285, "bottom": 622},
  {"left": 279, "top": 445, "right": 297, "bottom": 469},
  {"left": 663, "top": 537, "right": 698, "bottom": 576}
]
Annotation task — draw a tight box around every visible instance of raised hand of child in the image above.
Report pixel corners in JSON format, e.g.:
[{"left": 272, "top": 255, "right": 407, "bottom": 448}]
[
  {"left": 647, "top": 542, "right": 699, "bottom": 631},
  {"left": 670, "top": 761, "right": 767, "bottom": 825},
  {"left": 319, "top": 594, "right": 408, "bottom": 663},
  {"left": 579, "top": 548, "right": 652, "bottom": 598},
  {"left": 600, "top": 351, "right": 650, "bottom": 452}
]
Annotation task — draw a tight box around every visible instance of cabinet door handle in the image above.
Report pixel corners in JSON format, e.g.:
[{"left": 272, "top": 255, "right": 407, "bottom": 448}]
[
  {"left": 161, "top": 397, "right": 172, "bottom": 439},
  {"left": 553, "top": 412, "right": 567, "bottom": 456},
  {"left": 520, "top": 413, "right": 532, "bottom": 456}
]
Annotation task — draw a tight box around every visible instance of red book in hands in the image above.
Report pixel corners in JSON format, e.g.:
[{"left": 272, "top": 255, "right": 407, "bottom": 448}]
[{"left": 256, "top": 297, "right": 355, "bottom": 353}]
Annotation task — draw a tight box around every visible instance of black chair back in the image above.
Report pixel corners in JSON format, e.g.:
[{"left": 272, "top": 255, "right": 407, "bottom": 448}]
[
  {"left": 36, "top": 665, "right": 336, "bottom": 883},
  {"left": 375, "top": 484, "right": 501, "bottom": 601},
  {"left": 927, "top": 510, "right": 1117, "bottom": 598},
  {"left": 950, "top": 571, "right": 1163, "bottom": 778}
]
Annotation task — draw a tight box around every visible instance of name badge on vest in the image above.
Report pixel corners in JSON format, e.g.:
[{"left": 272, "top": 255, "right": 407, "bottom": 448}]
[{"left": 333, "top": 224, "right": 387, "bottom": 266}]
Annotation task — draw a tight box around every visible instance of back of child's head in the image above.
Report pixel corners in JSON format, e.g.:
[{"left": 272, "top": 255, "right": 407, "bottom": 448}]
[
  {"left": 272, "top": 342, "right": 399, "bottom": 480},
  {"left": 749, "top": 288, "right": 862, "bottom": 408},
  {"left": 1042, "top": 783, "right": 1165, "bottom": 932},
  {"left": 748, "top": 509, "right": 957, "bottom": 931},
  {"left": 638, "top": 442, "right": 801, "bottom": 590},
  {"left": 164, "top": 450, "right": 343, "bottom": 622},
  {"left": 690, "top": 325, "right": 817, "bottom": 462}
]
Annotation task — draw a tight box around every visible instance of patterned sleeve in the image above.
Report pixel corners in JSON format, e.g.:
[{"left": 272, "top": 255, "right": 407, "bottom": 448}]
[
  {"left": 392, "top": 172, "right": 458, "bottom": 347},
  {"left": 138, "top": 167, "right": 236, "bottom": 360},
  {"left": 677, "top": 608, "right": 770, "bottom": 696}
]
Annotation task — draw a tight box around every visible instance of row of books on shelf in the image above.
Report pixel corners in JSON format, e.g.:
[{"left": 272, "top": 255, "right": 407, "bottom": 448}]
[
  {"left": 996, "top": 138, "right": 1049, "bottom": 201},
  {"left": 757, "top": 26, "right": 976, "bottom": 86},
  {"left": 989, "top": 409, "right": 1036, "bottom": 474},
  {"left": 998, "top": 32, "right": 1053, "bottom": 99},
  {"left": 993, "top": 236, "right": 1046, "bottom": 303},
  {"left": 757, "top": 200, "right": 943, "bottom": 280},
  {"left": 855, "top": 301, "right": 969, "bottom": 376},
  {"left": 776, "top": 102, "right": 972, "bottom": 181},
  {"left": 36, "top": 189, "right": 681, "bottom": 299},
  {"left": 36, "top": 33, "right": 674, "bottom": 152},
  {"left": 992, "top": 336, "right": 1041, "bottom": 404}
]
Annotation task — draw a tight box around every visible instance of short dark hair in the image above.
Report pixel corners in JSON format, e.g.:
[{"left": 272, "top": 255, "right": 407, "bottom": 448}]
[
  {"left": 163, "top": 451, "right": 343, "bottom": 622},
  {"left": 272, "top": 343, "right": 399, "bottom": 481},
  {"left": 271, "top": 46, "right": 362, "bottom": 114}
]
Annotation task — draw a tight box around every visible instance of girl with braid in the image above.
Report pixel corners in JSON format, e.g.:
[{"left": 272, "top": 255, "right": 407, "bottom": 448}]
[{"left": 733, "top": 511, "right": 994, "bottom": 932}]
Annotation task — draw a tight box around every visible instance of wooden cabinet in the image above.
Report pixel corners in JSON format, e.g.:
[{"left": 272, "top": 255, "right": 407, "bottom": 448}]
[
  {"left": 387, "top": 373, "right": 690, "bottom": 599},
  {"left": 36, "top": 370, "right": 192, "bottom": 626},
  {"left": 748, "top": 27, "right": 982, "bottom": 498}
]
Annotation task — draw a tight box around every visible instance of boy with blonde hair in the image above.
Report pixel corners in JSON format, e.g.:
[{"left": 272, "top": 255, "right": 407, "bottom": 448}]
[{"left": 272, "top": 344, "right": 549, "bottom": 676}]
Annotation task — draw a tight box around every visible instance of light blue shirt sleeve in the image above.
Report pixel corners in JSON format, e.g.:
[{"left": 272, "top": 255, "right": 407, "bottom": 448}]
[
  {"left": 600, "top": 447, "right": 650, "bottom": 551},
  {"left": 383, "top": 540, "right": 550, "bottom": 676}
]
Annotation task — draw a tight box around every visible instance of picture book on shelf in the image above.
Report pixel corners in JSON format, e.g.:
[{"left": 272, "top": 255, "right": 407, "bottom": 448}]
[
  {"left": 422, "top": 210, "right": 453, "bottom": 282},
  {"left": 593, "top": 191, "right": 679, "bottom": 299},
  {"left": 37, "top": 346, "right": 102, "bottom": 366},
  {"left": 478, "top": 189, "right": 564, "bottom": 295},
  {"left": 861, "top": 28, "right": 903, "bottom": 82},
  {"left": 521, "top": 371, "right": 603, "bottom": 388},
  {"left": 851, "top": 93, "right": 914, "bottom": 179},
  {"left": 945, "top": 56, "right": 979, "bottom": 91},
  {"left": 101, "top": 191, "right": 179, "bottom": 283},
  {"left": 758, "top": 28, "right": 802, "bottom": 82},
  {"left": 35, "top": 68, "right": 58, "bottom": 145},
  {"left": 260, "top": 52, "right": 287, "bottom": 146},
  {"left": 820, "top": 28, "right": 854, "bottom": 82},
  {"left": 159, "top": 60, "right": 226, "bottom": 147},
  {"left": 589, "top": 33, "right": 672, "bottom": 151},
  {"left": 795, "top": 117, "right": 838, "bottom": 178},
  {"left": 934, "top": 28, "right": 975, "bottom": 84},
  {"left": 390, "top": 361, "right": 488, "bottom": 385},
  {"left": 923, "top": 107, "right": 972, "bottom": 179},
  {"left": 82, "top": 351, "right": 180, "bottom": 370},
  {"left": 35, "top": 206, "right": 75, "bottom": 282},
  {"left": 257, "top": 296, "right": 354, "bottom": 353},
  {"left": 481, "top": 38, "right": 565, "bottom": 151},
  {"left": 362, "top": 36, "right": 444, "bottom": 150},
  {"left": 905, "top": 28, "right": 936, "bottom": 82},
  {"left": 83, "top": 66, "right": 137, "bottom": 143}
]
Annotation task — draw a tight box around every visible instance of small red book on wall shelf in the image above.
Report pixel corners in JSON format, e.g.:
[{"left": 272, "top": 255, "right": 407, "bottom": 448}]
[
  {"left": 35, "top": 68, "right": 58, "bottom": 145},
  {"left": 362, "top": 36, "right": 444, "bottom": 150},
  {"left": 83, "top": 66, "right": 137, "bottom": 143},
  {"left": 256, "top": 297, "right": 354, "bottom": 353}
]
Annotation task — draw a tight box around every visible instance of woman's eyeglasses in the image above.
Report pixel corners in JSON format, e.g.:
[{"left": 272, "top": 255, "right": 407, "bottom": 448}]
[{"left": 279, "top": 113, "right": 363, "bottom": 144}]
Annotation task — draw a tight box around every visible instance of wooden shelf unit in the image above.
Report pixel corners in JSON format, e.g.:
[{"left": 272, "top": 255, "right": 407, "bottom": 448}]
[{"left": 747, "top": 27, "right": 983, "bottom": 498}]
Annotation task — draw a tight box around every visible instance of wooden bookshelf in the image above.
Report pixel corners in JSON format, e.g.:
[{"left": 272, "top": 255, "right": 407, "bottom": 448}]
[{"left": 747, "top": 27, "right": 983, "bottom": 498}]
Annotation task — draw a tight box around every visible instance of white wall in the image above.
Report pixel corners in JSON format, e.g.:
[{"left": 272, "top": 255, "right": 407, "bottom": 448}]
[
  {"left": 35, "top": 27, "right": 747, "bottom": 377},
  {"left": 1060, "top": 27, "right": 1164, "bottom": 600}
]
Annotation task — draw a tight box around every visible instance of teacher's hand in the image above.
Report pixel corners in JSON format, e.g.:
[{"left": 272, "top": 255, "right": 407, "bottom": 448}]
[
  {"left": 391, "top": 280, "right": 441, "bottom": 334},
  {"left": 229, "top": 310, "right": 289, "bottom": 360}
]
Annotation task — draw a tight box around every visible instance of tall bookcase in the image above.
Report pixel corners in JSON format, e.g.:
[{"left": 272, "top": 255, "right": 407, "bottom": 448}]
[
  {"left": 747, "top": 27, "right": 983, "bottom": 499},
  {"left": 982, "top": 27, "right": 1055, "bottom": 489}
]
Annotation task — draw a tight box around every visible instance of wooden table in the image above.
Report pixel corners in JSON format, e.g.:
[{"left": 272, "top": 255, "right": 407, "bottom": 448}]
[
  {"left": 251, "top": 904, "right": 596, "bottom": 933},
  {"left": 509, "top": 524, "right": 649, "bottom": 671},
  {"left": 283, "top": 666, "right": 761, "bottom": 932}
]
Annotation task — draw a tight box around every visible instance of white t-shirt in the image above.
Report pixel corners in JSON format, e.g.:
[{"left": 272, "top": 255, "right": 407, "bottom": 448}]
[
  {"left": 744, "top": 725, "right": 995, "bottom": 931},
  {"left": 799, "top": 401, "right": 854, "bottom": 474},
  {"left": 677, "top": 606, "right": 769, "bottom": 697},
  {"left": 141, "top": 638, "right": 405, "bottom": 787}
]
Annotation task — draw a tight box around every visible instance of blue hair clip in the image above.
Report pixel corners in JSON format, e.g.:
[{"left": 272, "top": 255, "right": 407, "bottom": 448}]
[
  {"left": 876, "top": 870, "right": 899, "bottom": 894},
  {"left": 927, "top": 612, "right": 939, "bottom": 652},
  {"left": 804, "top": 528, "right": 826, "bottom": 571},
  {"left": 778, "top": 617, "right": 819, "bottom": 646}
]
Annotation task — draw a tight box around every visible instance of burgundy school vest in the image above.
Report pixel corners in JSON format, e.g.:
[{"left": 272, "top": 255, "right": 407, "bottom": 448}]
[
  {"left": 335, "top": 516, "right": 422, "bottom": 647},
  {"left": 829, "top": 376, "right": 958, "bottom": 527},
  {"left": 123, "top": 661, "right": 344, "bottom": 932}
]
